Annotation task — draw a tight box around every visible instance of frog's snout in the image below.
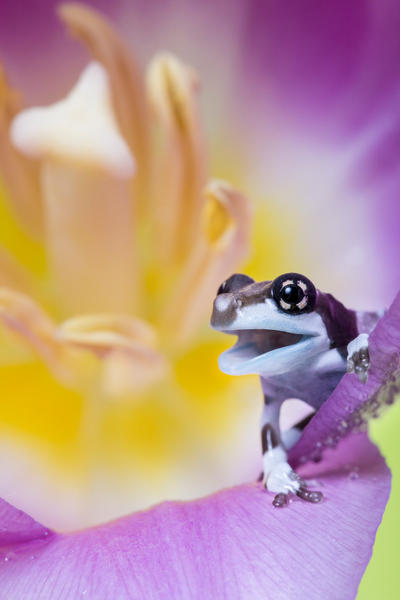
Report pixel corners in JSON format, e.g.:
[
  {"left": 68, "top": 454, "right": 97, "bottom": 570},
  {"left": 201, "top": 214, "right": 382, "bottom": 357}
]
[{"left": 210, "top": 293, "right": 239, "bottom": 330}]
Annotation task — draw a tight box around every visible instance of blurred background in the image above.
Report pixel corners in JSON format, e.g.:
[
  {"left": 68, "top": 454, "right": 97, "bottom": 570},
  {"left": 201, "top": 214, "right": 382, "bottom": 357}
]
[{"left": 0, "top": 1, "right": 399, "bottom": 597}]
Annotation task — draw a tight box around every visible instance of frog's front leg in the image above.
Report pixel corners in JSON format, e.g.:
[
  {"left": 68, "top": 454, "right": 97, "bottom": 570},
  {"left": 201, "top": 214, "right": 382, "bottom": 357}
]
[
  {"left": 347, "top": 333, "right": 370, "bottom": 384},
  {"left": 261, "top": 397, "right": 323, "bottom": 507}
]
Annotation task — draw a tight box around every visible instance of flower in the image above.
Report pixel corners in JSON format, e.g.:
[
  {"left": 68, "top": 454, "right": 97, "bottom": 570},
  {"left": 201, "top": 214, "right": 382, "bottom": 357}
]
[
  {"left": 0, "top": 2, "right": 400, "bottom": 597},
  {"left": 2, "top": 278, "right": 400, "bottom": 597},
  {"left": 1, "top": 290, "right": 398, "bottom": 598},
  {"left": 4, "top": 274, "right": 400, "bottom": 599},
  {"left": 0, "top": 434, "right": 391, "bottom": 599},
  {"left": 0, "top": 3, "right": 255, "bottom": 531}
]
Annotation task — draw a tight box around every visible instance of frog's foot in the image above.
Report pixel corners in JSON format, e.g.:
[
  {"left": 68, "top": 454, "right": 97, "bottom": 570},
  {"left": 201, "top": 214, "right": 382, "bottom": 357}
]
[
  {"left": 347, "top": 333, "right": 370, "bottom": 384},
  {"left": 264, "top": 462, "right": 323, "bottom": 507},
  {"left": 295, "top": 485, "right": 323, "bottom": 504}
]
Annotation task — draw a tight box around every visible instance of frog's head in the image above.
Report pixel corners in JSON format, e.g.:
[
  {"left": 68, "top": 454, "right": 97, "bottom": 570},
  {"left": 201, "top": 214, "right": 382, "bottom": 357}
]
[{"left": 210, "top": 272, "right": 330, "bottom": 376}]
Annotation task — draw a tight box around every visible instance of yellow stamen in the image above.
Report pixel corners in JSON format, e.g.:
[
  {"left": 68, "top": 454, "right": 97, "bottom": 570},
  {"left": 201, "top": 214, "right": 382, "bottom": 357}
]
[
  {"left": 0, "top": 246, "right": 35, "bottom": 293},
  {"left": 162, "top": 180, "right": 252, "bottom": 342},
  {"left": 203, "top": 190, "right": 235, "bottom": 246},
  {"left": 0, "top": 7, "right": 257, "bottom": 527}
]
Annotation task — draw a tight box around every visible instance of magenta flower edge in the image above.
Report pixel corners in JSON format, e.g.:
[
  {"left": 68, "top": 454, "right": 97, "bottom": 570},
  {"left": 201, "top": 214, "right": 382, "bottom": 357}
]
[
  {"left": 290, "top": 289, "right": 400, "bottom": 466},
  {"left": 0, "top": 432, "right": 390, "bottom": 600},
  {"left": 1, "top": 287, "right": 399, "bottom": 598}
]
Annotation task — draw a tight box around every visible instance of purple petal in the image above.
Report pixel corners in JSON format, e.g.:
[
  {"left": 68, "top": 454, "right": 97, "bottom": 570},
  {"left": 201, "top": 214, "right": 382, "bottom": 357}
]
[
  {"left": 237, "top": 1, "right": 400, "bottom": 308},
  {"left": 0, "top": 498, "right": 51, "bottom": 547},
  {"left": 290, "top": 291, "right": 400, "bottom": 466},
  {"left": 0, "top": 0, "right": 122, "bottom": 102},
  {"left": 241, "top": 0, "right": 400, "bottom": 138},
  {"left": 0, "top": 434, "right": 390, "bottom": 600}
]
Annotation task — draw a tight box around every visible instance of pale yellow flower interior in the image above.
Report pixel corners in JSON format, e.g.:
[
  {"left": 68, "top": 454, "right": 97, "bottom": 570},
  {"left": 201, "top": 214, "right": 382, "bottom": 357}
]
[{"left": 0, "top": 4, "right": 291, "bottom": 530}]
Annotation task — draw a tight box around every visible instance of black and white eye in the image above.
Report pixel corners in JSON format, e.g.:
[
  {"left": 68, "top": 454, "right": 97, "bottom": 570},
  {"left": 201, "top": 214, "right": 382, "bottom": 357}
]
[
  {"left": 217, "top": 273, "right": 255, "bottom": 295},
  {"left": 271, "top": 273, "right": 316, "bottom": 314}
]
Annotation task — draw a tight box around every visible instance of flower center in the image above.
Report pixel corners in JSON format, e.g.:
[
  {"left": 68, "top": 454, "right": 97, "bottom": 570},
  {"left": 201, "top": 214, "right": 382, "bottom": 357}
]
[{"left": 0, "top": 4, "right": 256, "bottom": 531}]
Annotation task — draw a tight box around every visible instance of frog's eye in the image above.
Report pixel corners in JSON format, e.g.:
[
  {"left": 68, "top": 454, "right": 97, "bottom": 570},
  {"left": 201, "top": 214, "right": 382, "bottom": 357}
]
[
  {"left": 272, "top": 273, "right": 316, "bottom": 314},
  {"left": 217, "top": 273, "right": 255, "bottom": 295}
]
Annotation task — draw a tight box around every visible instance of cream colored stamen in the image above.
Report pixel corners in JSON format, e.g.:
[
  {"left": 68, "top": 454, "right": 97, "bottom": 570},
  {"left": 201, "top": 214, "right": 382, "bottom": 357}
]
[
  {"left": 0, "top": 292, "right": 167, "bottom": 396},
  {"left": 58, "top": 314, "right": 167, "bottom": 396},
  {"left": 147, "top": 53, "right": 206, "bottom": 262},
  {"left": 0, "top": 288, "right": 68, "bottom": 377},
  {"left": 11, "top": 62, "right": 134, "bottom": 178},
  {"left": 58, "top": 3, "right": 150, "bottom": 202},
  {"left": 162, "top": 180, "right": 252, "bottom": 342},
  {"left": 10, "top": 63, "right": 138, "bottom": 317},
  {"left": 58, "top": 313, "right": 157, "bottom": 354},
  {"left": 0, "top": 65, "right": 43, "bottom": 238}
]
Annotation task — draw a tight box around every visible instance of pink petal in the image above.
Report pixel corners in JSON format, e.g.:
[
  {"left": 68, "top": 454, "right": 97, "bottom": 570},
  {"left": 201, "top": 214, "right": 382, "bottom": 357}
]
[
  {"left": 0, "top": 434, "right": 390, "bottom": 600},
  {"left": 241, "top": 0, "right": 397, "bottom": 138},
  {"left": 290, "top": 290, "right": 400, "bottom": 466},
  {"left": 238, "top": 1, "right": 400, "bottom": 308},
  {"left": 0, "top": 499, "right": 50, "bottom": 547}
]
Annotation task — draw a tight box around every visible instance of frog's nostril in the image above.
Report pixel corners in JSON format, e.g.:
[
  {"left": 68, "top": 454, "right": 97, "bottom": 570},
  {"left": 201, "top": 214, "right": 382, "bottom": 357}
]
[
  {"left": 211, "top": 293, "right": 239, "bottom": 328},
  {"left": 214, "top": 294, "right": 233, "bottom": 312}
]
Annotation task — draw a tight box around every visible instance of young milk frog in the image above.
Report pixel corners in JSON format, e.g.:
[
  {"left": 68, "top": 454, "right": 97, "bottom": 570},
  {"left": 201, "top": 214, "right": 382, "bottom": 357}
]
[{"left": 211, "top": 272, "right": 379, "bottom": 507}]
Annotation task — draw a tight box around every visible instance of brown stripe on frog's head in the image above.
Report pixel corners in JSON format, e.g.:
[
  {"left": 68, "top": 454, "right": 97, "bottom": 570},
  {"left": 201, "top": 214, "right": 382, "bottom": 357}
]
[
  {"left": 211, "top": 273, "right": 273, "bottom": 329},
  {"left": 211, "top": 272, "right": 319, "bottom": 331}
]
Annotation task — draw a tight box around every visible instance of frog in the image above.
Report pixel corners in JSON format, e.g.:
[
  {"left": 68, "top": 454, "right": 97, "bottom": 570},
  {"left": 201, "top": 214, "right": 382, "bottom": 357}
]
[{"left": 210, "top": 272, "right": 380, "bottom": 507}]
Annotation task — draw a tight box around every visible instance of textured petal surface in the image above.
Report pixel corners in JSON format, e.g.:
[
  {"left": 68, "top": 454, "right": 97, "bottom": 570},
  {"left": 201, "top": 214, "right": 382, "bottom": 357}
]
[
  {"left": 0, "top": 498, "right": 51, "bottom": 547},
  {"left": 0, "top": 434, "right": 390, "bottom": 600},
  {"left": 290, "top": 291, "right": 400, "bottom": 466}
]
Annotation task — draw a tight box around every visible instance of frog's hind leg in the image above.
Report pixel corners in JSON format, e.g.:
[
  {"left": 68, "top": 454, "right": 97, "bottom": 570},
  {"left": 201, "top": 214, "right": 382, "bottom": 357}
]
[
  {"left": 281, "top": 411, "right": 315, "bottom": 450},
  {"left": 260, "top": 396, "right": 322, "bottom": 506},
  {"left": 260, "top": 397, "right": 300, "bottom": 496}
]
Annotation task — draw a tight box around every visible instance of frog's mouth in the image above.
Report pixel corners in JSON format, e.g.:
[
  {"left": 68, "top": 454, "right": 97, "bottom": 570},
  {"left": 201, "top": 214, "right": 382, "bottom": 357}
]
[
  {"left": 226, "top": 329, "right": 303, "bottom": 360},
  {"left": 218, "top": 327, "right": 314, "bottom": 375}
]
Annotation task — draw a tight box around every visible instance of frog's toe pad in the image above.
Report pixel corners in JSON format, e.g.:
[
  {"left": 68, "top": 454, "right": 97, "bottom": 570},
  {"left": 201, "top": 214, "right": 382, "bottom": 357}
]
[
  {"left": 265, "top": 463, "right": 324, "bottom": 507},
  {"left": 347, "top": 333, "right": 370, "bottom": 384},
  {"left": 272, "top": 493, "right": 288, "bottom": 507},
  {"left": 272, "top": 485, "right": 323, "bottom": 508},
  {"left": 296, "top": 486, "right": 323, "bottom": 503}
]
